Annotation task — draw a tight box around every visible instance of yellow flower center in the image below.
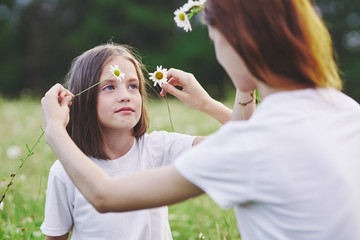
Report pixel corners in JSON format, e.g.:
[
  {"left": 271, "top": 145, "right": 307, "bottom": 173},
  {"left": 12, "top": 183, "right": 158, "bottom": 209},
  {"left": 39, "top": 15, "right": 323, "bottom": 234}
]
[
  {"left": 179, "top": 13, "right": 185, "bottom": 21},
  {"left": 114, "top": 69, "right": 120, "bottom": 77},
  {"left": 155, "top": 72, "right": 164, "bottom": 80}
]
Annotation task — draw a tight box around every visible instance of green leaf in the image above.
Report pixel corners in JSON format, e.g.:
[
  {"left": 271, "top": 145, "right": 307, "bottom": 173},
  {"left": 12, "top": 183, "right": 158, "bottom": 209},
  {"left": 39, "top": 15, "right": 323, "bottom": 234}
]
[{"left": 26, "top": 144, "right": 31, "bottom": 153}]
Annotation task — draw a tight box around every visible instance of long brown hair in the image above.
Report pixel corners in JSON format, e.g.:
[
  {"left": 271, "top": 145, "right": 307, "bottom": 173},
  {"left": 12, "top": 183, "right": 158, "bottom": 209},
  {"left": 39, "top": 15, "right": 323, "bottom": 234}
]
[
  {"left": 65, "top": 43, "right": 149, "bottom": 160},
  {"left": 204, "top": 0, "right": 342, "bottom": 90}
]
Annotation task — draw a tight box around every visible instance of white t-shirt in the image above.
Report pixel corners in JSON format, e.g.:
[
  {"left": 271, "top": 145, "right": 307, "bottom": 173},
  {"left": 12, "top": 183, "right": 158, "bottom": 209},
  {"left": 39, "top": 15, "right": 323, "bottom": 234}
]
[
  {"left": 41, "top": 131, "right": 196, "bottom": 240},
  {"left": 175, "top": 88, "right": 360, "bottom": 240}
]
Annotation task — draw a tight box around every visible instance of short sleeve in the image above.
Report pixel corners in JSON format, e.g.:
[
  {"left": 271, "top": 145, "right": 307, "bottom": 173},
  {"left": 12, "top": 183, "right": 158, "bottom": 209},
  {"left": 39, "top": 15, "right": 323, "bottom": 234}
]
[
  {"left": 145, "top": 131, "right": 196, "bottom": 167},
  {"left": 40, "top": 161, "right": 74, "bottom": 236},
  {"left": 174, "top": 123, "right": 255, "bottom": 209}
]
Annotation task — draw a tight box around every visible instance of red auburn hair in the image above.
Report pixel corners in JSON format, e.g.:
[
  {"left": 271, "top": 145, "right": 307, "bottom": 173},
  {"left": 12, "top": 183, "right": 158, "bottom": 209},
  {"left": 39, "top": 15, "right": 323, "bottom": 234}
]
[{"left": 205, "top": 0, "right": 342, "bottom": 90}]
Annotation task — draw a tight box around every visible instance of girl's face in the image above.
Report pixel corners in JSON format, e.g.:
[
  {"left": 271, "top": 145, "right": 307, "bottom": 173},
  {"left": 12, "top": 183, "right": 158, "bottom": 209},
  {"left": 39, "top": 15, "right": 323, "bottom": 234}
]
[
  {"left": 208, "top": 25, "right": 257, "bottom": 92},
  {"left": 97, "top": 56, "right": 142, "bottom": 135}
]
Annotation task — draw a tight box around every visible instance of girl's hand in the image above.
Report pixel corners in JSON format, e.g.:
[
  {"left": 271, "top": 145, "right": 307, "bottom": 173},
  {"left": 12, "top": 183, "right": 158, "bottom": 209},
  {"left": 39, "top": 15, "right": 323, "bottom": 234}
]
[
  {"left": 160, "top": 68, "right": 212, "bottom": 112},
  {"left": 41, "top": 84, "right": 73, "bottom": 138}
]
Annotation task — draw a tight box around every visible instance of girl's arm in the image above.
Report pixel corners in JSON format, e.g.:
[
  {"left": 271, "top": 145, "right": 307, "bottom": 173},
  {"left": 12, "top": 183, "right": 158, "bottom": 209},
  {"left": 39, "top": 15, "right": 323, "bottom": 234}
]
[
  {"left": 46, "top": 233, "right": 69, "bottom": 240},
  {"left": 41, "top": 84, "right": 203, "bottom": 213}
]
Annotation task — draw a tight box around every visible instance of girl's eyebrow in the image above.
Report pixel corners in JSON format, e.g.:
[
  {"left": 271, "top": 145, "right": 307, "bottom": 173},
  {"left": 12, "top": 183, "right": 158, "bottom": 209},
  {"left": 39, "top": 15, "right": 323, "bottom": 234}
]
[
  {"left": 128, "top": 78, "right": 139, "bottom": 83},
  {"left": 99, "top": 79, "right": 117, "bottom": 86},
  {"left": 99, "top": 77, "right": 139, "bottom": 87}
]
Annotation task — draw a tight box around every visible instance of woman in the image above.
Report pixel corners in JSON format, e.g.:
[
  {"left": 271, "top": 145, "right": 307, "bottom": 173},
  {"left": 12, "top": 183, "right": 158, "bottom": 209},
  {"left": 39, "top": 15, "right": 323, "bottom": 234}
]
[{"left": 41, "top": 0, "right": 360, "bottom": 239}]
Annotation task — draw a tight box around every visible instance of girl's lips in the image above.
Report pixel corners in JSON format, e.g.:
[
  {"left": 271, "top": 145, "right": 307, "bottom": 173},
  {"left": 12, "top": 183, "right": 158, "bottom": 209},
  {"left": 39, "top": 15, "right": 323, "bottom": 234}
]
[{"left": 115, "top": 107, "right": 135, "bottom": 113}]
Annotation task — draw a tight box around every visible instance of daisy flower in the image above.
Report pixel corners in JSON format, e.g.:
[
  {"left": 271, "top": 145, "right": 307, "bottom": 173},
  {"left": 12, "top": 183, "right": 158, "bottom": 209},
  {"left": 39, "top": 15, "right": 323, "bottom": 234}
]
[
  {"left": 109, "top": 65, "right": 125, "bottom": 81},
  {"left": 192, "top": 0, "right": 206, "bottom": 8},
  {"left": 174, "top": 7, "right": 192, "bottom": 32},
  {"left": 149, "top": 66, "right": 168, "bottom": 87},
  {"left": 183, "top": 0, "right": 195, "bottom": 11},
  {"left": 174, "top": 0, "right": 206, "bottom": 32}
]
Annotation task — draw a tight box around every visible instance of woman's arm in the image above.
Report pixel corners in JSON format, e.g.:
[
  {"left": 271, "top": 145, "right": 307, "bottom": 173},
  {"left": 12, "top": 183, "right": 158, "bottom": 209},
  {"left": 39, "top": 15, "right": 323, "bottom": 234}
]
[
  {"left": 41, "top": 84, "right": 203, "bottom": 213},
  {"left": 161, "top": 68, "right": 232, "bottom": 124},
  {"left": 232, "top": 89, "right": 256, "bottom": 121}
]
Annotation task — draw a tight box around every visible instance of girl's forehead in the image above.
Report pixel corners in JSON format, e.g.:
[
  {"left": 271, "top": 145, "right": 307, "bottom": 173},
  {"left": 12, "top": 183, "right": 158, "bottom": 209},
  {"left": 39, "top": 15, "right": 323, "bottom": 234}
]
[
  {"left": 106, "top": 56, "right": 134, "bottom": 68},
  {"left": 103, "top": 56, "right": 138, "bottom": 76}
]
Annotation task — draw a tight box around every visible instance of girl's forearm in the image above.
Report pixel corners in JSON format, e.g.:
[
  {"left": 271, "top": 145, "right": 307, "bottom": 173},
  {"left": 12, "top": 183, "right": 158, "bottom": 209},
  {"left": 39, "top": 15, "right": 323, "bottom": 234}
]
[
  {"left": 45, "top": 126, "right": 203, "bottom": 213},
  {"left": 45, "top": 126, "right": 111, "bottom": 210}
]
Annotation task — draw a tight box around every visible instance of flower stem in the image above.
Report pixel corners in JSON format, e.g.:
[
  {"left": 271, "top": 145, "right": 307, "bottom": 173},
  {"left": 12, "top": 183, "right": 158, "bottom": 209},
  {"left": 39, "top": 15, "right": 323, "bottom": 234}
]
[
  {"left": 74, "top": 74, "right": 114, "bottom": 97},
  {"left": 254, "top": 89, "right": 261, "bottom": 106},
  {"left": 0, "top": 127, "right": 45, "bottom": 205},
  {"left": 187, "top": 6, "right": 205, "bottom": 20},
  {"left": 164, "top": 96, "right": 175, "bottom": 132}
]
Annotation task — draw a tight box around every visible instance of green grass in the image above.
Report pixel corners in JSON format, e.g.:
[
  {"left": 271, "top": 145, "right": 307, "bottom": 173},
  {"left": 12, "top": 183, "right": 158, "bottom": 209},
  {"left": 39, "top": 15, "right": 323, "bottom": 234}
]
[{"left": 0, "top": 95, "right": 240, "bottom": 240}]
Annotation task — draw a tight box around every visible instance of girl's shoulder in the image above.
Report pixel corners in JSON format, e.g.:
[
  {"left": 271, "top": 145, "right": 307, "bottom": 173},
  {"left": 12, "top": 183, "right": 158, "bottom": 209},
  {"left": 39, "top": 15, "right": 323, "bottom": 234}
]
[
  {"left": 141, "top": 130, "right": 192, "bottom": 143},
  {"left": 49, "top": 160, "right": 74, "bottom": 186},
  {"left": 139, "top": 131, "right": 195, "bottom": 152}
]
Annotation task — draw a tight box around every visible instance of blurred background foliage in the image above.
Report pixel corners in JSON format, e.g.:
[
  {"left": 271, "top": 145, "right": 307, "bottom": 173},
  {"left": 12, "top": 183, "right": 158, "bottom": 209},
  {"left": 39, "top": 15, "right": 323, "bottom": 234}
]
[{"left": 0, "top": 0, "right": 359, "bottom": 101}]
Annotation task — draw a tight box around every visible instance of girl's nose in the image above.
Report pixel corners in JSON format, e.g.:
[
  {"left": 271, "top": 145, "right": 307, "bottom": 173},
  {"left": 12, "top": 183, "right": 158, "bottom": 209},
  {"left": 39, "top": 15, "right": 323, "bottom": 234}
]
[{"left": 117, "top": 86, "right": 130, "bottom": 102}]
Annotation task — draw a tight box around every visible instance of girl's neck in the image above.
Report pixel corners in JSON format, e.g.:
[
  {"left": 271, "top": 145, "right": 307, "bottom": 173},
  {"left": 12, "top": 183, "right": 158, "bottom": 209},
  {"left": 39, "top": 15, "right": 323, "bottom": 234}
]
[{"left": 102, "top": 130, "right": 135, "bottom": 160}]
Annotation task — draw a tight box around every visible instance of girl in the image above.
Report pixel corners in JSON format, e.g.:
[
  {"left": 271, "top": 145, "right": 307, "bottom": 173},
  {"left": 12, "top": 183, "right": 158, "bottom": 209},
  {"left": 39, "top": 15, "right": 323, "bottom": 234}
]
[
  {"left": 41, "top": 0, "right": 360, "bottom": 239},
  {"left": 40, "top": 43, "right": 254, "bottom": 239}
]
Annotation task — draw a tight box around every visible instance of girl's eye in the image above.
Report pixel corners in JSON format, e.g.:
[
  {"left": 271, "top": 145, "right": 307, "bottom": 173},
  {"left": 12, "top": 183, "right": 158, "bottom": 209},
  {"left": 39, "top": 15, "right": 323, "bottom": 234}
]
[
  {"left": 103, "top": 85, "right": 115, "bottom": 90},
  {"left": 129, "top": 84, "right": 138, "bottom": 90}
]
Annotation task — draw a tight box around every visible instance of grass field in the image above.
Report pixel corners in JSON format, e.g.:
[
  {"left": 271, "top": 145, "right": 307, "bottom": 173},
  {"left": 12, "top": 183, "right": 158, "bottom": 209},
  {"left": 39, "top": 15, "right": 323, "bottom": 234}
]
[{"left": 0, "top": 95, "right": 240, "bottom": 240}]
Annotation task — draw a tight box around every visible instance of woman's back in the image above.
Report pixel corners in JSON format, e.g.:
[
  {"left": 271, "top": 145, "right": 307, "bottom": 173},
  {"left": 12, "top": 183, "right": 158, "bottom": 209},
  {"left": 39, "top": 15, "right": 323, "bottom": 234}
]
[{"left": 175, "top": 88, "right": 360, "bottom": 240}]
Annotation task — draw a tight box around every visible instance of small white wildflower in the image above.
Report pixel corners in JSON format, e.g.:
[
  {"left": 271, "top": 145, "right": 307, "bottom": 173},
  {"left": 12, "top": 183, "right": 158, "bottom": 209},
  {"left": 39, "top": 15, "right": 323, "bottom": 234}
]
[
  {"left": 6, "top": 145, "right": 21, "bottom": 160},
  {"left": 199, "top": 232, "right": 206, "bottom": 239},
  {"left": 174, "top": 7, "right": 192, "bottom": 32},
  {"left": 0, "top": 202, "right": 4, "bottom": 211},
  {"left": 109, "top": 65, "right": 125, "bottom": 81},
  {"left": 32, "top": 231, "right": 43, "bottom": 238},
  {"left": 149, "top": 66, "right": 168, "bottom": 87},
  {"left": 19, "top": 174, "right": 26, "bottom": 181},
  {"left": 0, "top": 178, "right": 7, "bottom": 187}
]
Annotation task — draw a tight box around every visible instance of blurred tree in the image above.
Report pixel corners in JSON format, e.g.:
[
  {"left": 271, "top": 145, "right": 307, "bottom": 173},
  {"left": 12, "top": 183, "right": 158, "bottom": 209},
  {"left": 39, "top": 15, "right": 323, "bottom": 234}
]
[
  {"left": 0, "top": 0, "right": 358, "bottom": 101},
  {"left": 317, "top": 0, "right": 360, "bottom": 102}
]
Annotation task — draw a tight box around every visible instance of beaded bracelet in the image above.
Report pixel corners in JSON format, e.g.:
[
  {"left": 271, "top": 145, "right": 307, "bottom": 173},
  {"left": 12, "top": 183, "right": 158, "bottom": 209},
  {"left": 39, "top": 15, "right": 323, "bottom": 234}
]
[{"left": 238, "top": 92, "right": 254, "bottom": 106}]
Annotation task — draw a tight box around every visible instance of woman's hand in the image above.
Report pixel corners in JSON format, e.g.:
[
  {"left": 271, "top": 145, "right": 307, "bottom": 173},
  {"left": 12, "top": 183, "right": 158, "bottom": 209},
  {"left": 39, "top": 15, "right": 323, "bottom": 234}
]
[
  {"left": 160, "top": 68, "right": 213, "bottom": 112},
  {"left": 41, "top": 84, "right": 73, "bottom": 141},
  {"left": 160, "top": 68, "right": 232, "bottom": 124}
]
